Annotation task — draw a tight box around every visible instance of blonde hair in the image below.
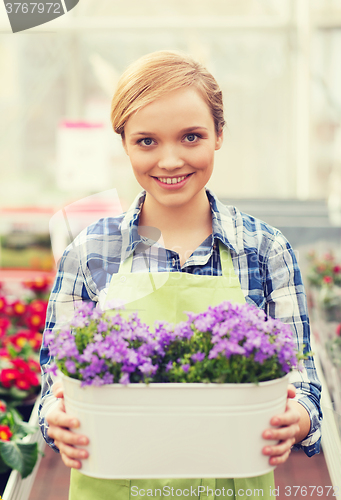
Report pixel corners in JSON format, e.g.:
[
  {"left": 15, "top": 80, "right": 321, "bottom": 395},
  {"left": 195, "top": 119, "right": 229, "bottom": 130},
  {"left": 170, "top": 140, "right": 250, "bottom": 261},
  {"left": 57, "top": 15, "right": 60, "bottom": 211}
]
[{"left": 110, "top": 50, "right": 224, "bottom": 137}]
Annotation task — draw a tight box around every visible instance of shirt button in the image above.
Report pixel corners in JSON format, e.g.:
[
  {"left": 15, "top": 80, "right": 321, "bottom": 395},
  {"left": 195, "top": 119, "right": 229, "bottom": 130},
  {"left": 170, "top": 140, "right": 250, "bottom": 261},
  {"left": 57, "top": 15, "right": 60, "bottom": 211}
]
[{"left": 172, "top": 258, "right": 176, "bottom": 267}]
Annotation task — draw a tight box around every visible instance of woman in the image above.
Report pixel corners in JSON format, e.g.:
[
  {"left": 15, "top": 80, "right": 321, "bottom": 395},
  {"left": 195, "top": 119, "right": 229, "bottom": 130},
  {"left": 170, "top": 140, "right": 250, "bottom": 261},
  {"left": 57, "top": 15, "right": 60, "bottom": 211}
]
[{"left": 39, "top": 51, "right": 322, "bottom": 500}]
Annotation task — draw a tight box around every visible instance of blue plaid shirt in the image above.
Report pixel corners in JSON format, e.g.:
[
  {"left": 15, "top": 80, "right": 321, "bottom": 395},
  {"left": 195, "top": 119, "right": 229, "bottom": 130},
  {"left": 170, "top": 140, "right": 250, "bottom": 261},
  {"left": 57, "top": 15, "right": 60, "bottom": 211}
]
[{"left": 39, "top": 189, "right": 322, "bottom": 457}]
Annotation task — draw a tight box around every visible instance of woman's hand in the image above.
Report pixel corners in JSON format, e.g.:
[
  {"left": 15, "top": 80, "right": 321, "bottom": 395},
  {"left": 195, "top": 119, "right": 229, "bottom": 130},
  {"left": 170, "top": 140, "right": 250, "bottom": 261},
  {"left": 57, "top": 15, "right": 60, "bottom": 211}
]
[
  {"left": 262, "top": 384, "right": 310, "bottom": 466},
  {"left": 46, "top": 381, "right": 89, "bottom": 469}
]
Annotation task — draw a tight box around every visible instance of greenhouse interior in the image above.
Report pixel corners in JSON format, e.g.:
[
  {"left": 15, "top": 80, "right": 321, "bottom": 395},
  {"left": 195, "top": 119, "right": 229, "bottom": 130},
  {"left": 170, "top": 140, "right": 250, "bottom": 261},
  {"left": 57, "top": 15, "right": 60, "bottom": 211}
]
[{"left": 0, "top": 0, "right": 341, "bottom": 499}]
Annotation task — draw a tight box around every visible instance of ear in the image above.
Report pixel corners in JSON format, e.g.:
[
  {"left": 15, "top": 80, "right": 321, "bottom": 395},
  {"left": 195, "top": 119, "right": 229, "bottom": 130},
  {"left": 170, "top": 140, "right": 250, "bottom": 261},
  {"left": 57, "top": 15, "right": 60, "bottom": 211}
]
[{"left": 215, "top": 129, "right": 224, "bottom": 151}]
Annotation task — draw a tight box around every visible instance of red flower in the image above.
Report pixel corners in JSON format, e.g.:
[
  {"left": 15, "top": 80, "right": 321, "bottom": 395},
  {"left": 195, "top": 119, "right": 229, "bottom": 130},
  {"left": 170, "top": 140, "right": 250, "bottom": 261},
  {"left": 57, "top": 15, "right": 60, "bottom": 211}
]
[
  {"left": 14, "top": 367, "right": 39, "bottom": 390},
  {"left": 0, "top": 318, "right": 10, "bottom": 337},
  {"left": 14, "top": 377, "right": 32, "bottom": 391},
  {"left": 0, "top": 296, "right": 7, "bottom": 314},
  {"left": 11, "top": 358, "right": 30, "bottom": 373},
  {"left": 28, "top": 300, "right": 48, "bottom": 314},
  {"left": 27, "top": 359, "right": 41, "bottom": 373},
  {"left": 6, "top": 330, "right": 42, "bottom": 351},
  {"left": 28, "top": 331, "right": 42, "bottom": 351},
  {"left": 26, "top": 314, "right": 45, "bottom": 331},
  {"left": 323, "top": 276, "right": 333, "bottom": 284},
  {"left": 0, "top": 347, "right": 9, "bottom": 358},
  {"left": 333, "top": 265, "right": 341, "bottom": 274},
  {"left": 24, "top": 276, "right": 52, "bottom": 294},
  {"left": 324, "top": 252, "right": 334, "bottom": 262},
  {"left": 0, "top": 368, "right": 19, "bottom": 388},
  {"left": 5, "top": 331, "right": 27, "bottom": 349},
  {"left": 336, "top": 324, "right": 341, "bottom": 337},
  {"left": 0, "top": 424, "right": 12, "bottom": 441},
  {"left": 0, "top": 400, "right": 7, "bottom": 413},
  {"left": 25, "top": 300, "right": 47, "bottom": 332},
  {"left": 11, "top": 300, "right": 27, "bottom": 317}
]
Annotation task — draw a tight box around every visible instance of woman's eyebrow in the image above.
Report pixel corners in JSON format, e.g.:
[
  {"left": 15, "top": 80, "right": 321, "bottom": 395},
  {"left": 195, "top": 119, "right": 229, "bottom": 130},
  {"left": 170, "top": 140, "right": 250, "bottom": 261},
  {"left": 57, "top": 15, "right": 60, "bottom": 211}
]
[
  {"left": 181, "top": 126, "right": 208, "bottom": 133},
  {"left": 130, "top": 126, "right": 208, "bottom": 138},
  {"left": 130, "top": 131, "right": 155, "bottom": 137}
]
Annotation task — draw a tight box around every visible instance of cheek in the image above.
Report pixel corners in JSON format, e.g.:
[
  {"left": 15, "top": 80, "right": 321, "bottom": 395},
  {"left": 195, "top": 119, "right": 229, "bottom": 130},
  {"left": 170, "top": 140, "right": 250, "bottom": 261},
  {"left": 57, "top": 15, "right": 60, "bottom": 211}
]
[
  {"left": 129, "top": 153, "right": 153, "bottom": 175},
  {"left": 189, "top": 148, "right": 215, "bottom": 169}
]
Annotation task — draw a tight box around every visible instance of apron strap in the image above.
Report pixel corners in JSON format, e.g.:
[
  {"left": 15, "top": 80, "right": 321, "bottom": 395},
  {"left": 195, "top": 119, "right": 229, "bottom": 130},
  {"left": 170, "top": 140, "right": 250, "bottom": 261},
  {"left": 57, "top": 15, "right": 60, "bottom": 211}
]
[
  {"left": 217, "top": 240, "right": 236, "bottom": 278},
  {"left": 118, "top": 251, "right": 134, "bottom": 274},
  {"left": 118, "top": 240, "right": 236, "bottom": 278}
]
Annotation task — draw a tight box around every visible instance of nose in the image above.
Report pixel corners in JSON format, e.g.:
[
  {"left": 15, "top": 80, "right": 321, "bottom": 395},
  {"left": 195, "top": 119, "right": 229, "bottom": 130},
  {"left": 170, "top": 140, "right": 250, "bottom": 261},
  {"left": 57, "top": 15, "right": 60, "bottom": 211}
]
[{"left": 157, "top": 144, "right": 185, "bottom": 170}]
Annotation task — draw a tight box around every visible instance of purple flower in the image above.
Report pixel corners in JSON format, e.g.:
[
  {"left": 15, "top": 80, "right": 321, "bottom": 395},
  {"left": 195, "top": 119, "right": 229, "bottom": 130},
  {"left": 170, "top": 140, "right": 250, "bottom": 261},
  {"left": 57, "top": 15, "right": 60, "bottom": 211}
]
[
  {"left": 97, "top": 320, "right": 109, "bottom": 333},
  {"left": 46, "top": 363, "right": 58, "bottom": 376},
  {"left": 119, "top": 372, "right": 130, "bottom": 385},
  {"left": 181, "top": 364, "right": 190, "bottom": 373},
  {"left": 65, "top": 360, "right": 76, "bottom": 374},
  {"left": 165, "top": 361, "right": 173, "bottom": 372},
  {"left": 191, "top": 352, "right": 205, "bottom": 362}
]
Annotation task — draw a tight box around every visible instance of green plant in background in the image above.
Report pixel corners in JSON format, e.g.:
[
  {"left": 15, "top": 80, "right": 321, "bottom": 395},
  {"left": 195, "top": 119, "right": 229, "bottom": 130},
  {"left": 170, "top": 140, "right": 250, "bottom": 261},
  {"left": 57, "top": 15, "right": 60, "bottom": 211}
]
[
  {"left": 326, "top": 324, "right": 341, "bottom": 369},
  {"left": 307, "top": 251, "right": 341, "bottom": 322},
  {"left": 0, "top": 400, "right": 38, "bottom": 479}
]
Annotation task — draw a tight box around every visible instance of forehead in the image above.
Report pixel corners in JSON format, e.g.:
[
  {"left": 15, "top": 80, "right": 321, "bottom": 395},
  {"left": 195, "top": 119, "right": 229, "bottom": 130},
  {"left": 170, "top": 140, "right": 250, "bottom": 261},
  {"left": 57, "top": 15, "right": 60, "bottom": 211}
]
[{"left": 125, "top": 88, "right": 214, "bottom": 132}]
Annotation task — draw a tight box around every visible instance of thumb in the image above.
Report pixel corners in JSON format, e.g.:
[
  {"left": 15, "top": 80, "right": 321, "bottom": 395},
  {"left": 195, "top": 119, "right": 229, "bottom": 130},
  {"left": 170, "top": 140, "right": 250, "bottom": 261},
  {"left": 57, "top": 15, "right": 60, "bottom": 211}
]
[
  {"left": 287, "top": 383, "right": 296, "bottom": 399},
  {"left": 52, "top": 380, "right": 64, "bottom": 399}
]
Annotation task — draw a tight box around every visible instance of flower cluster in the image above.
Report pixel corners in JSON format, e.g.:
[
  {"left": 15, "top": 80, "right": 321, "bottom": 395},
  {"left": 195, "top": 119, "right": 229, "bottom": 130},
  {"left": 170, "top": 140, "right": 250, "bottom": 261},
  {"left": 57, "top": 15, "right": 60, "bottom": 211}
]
[
  {"left": 0, "top": 279, "right": 50, "bottom": 402},
  {"left": 0, "top": 296, "right": 47, "bottom": 332},
  {"left": 326, "top": 323, "right": 341, "bottom": 372},
  {"left": 23, "top": 276, "right": 53, "bottom": 300},
  {"left": 0, "top": 358, "right": 40, "bottom": 392},
  {"left": 307, "top": 250, "right": 341, "bottom": 288},
  {"left": 46, "top": 301, "right": 306, "bottom": 387}
]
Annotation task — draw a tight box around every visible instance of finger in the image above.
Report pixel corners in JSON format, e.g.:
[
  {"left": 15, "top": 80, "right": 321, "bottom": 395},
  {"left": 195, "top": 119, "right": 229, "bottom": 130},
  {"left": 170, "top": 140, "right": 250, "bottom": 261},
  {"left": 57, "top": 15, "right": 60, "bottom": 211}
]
[
  {"left": 262, "top": 423, "right": 300, "bottom": 441},
  {"left": 263, "top": 436, "right": 295, "bottom": 457},
  {"left": 264, "top": 422, "right": 300, "bottom": 443},
  {"left": 48, "top": 425, "right": 89, "bottom": 447},
  {"left": 55, "top": 439, "right": 89, "bottom": 461},
  {"left": 269, "top": 402, "right": 300, "bottom": 428},
  {"left": 46, "top": 408, "right": 80, "bottom": 430},
  {"left": 287, "top": 384, "right": 296, "bottom": 399},
  {"left": 269, "top": 446, "right": 292, "bottom": 466},
  {"left": 61, "top": 453, "right": 82, "bottom": 470},
  {"left": 52, "top": 381, "right": 64, "bottom": 399}
]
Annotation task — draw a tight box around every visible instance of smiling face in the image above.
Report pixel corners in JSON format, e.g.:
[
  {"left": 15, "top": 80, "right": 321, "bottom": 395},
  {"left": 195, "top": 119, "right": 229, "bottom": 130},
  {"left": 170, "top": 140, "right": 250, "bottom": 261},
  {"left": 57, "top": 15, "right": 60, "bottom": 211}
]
[{"left": 122, "top": 87, "right": 223, "bottom": 213}]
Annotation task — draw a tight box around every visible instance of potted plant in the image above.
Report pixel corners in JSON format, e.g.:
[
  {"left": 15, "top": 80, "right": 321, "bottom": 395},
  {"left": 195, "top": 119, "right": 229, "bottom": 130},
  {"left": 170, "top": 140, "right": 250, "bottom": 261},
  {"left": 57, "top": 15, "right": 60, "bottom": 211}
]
[
  {"left": 45, "top": 300, "right": 307, "bottom": 479},
  {"left": 0, "top": 279, "right": 50, "bottom": 495}
]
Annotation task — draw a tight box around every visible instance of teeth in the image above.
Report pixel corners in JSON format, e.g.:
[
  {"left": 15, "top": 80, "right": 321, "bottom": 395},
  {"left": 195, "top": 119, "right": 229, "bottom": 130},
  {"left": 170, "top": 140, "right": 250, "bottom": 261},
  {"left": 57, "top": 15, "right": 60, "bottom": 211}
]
[{"left": 158, "top": 175, "right": 187, "bottom": 185}]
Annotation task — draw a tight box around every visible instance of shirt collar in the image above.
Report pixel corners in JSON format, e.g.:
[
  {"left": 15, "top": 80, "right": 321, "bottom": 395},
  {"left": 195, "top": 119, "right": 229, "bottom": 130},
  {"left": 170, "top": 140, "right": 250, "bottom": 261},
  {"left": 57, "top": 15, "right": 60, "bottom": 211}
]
[{"left": 119, "top": 189, "right": 239, "bottom": 261}]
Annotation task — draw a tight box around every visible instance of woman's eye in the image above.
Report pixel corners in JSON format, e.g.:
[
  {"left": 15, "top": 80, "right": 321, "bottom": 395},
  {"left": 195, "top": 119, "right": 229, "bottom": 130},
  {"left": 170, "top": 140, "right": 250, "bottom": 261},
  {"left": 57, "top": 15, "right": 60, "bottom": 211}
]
[
  {"left": 138, "top": 138, "right": 154, "bottom": 146},
  {"left": 184, "top": 134, "right": 199, "bottom": 143}
]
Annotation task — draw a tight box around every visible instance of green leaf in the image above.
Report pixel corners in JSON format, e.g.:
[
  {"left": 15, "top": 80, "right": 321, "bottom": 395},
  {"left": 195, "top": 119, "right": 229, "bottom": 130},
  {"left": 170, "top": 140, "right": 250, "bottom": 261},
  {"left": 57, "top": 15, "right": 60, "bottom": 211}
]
[
  {"left": 0, "top": 441, "right": 38, "bottom": 478},
  {"left": 0, "top": 454, "right": 10, "bottom": 473}
]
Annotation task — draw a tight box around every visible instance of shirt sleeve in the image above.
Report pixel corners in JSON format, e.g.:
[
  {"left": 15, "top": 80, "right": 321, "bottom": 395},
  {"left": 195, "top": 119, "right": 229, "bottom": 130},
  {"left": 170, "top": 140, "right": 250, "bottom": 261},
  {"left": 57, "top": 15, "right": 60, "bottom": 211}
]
[
  {"left": 264, "top": 231, "right": 322, "bottom": 457},
  {"left": 38, "top": 238, "right": 98, "bottom": 451}
]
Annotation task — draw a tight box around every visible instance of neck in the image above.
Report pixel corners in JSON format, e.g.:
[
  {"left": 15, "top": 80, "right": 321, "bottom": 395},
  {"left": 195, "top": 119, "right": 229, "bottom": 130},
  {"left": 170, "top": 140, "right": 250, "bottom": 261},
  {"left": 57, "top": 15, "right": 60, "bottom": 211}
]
[{"left": 139, "top": 189, "right": 212, "bottom": 237}]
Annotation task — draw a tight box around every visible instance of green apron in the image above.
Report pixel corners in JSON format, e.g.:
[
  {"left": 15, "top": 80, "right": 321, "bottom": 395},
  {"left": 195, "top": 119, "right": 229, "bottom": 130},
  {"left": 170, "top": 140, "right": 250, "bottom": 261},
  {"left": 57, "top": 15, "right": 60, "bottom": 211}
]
[{"left": 69, "top": 241, "right": 276, "bottom": 499}]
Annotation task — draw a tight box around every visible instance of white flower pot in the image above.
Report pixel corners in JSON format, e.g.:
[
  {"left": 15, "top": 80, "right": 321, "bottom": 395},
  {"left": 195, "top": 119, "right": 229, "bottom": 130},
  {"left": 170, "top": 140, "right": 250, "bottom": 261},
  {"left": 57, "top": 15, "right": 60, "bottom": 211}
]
[{"left": 60, "top": 373, "right": 290, "bottom": 479}]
